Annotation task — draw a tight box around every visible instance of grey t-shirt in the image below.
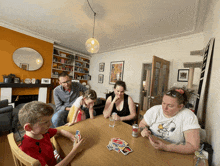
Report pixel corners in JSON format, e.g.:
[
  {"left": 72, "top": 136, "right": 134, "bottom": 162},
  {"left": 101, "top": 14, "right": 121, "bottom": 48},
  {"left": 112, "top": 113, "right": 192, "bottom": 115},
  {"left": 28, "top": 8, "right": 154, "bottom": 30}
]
[{"left": 53, "top": 82, "right": 87, "bottom": 112}]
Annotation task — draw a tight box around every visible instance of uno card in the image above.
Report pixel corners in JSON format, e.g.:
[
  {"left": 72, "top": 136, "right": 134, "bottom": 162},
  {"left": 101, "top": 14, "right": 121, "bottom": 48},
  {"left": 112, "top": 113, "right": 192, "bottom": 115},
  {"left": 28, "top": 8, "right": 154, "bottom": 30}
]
[
  {"left": 73, "top": 130, "right": 81, "bottom": 145},
  {"left": 107, "top": 142, "right": 113, "bottom": 151},
  {"left": 107, "top": 145, "right": 113, "bottom": 151},
  {"left": 75, "top": 130, "right": 80, "bottom": 136},
  {"left": 113, "top": 147, "right": 121, "bottom": 153},
  {"left": 120, "top": 146, "right": 133, "bottom": 155}
]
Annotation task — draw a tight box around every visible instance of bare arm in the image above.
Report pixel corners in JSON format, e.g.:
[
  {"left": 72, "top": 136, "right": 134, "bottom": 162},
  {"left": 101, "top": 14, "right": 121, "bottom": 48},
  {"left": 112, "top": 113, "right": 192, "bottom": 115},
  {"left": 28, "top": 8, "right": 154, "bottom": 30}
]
[
  {"left": 55, "top": 138, "right": 84, "bottom": 166},
  {"left": 165, "top": 129, "right": 200, "bottom": 154},
  {"left": 139, "top": 118, "right": 152, "bottom": 137},
  {"left": 56, "top": 129, "right": 75, "bottom": 142},
  {"left": 149, "top": 129, "right": 200, "bottom": 154},
  {"left": 103, "top": 96, "right": 115, "bottom": 118},
  {"left": 89, "top": 104, "right": 95, "bottom": 119}
]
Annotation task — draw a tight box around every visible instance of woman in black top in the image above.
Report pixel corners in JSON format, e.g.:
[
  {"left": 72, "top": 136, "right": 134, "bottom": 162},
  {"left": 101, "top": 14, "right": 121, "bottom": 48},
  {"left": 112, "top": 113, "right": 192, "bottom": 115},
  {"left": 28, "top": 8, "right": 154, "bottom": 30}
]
[{"left": 103, "top": 81, "right": 136, "bottom": 125}]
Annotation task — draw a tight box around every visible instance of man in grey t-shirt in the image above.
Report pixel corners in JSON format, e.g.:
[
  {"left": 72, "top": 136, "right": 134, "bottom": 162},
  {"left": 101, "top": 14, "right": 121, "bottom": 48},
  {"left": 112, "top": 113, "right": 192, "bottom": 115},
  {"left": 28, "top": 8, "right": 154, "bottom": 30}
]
[{"left": 51, "top": 72, "right": 87, "bottom": 127}]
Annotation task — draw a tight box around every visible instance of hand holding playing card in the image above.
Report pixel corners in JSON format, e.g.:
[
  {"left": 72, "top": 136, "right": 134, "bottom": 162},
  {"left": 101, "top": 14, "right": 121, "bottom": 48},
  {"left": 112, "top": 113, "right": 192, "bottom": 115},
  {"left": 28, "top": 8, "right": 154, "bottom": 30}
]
[
  {"left": 141, "top": 128, "right": 151, "bottom": 137},
  {"left": 72, "top": 138, "right": 85, "bottom": 153},
  {"left": 149, "top": 135, "right": 167, "bottom": 151}
]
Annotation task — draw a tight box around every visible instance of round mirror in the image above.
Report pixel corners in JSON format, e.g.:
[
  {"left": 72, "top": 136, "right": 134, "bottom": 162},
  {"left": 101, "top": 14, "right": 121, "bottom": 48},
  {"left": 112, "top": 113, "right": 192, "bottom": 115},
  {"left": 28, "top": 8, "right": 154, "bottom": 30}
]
[{"left": 13, "top": 47, "right": 43, "bottom": 71}]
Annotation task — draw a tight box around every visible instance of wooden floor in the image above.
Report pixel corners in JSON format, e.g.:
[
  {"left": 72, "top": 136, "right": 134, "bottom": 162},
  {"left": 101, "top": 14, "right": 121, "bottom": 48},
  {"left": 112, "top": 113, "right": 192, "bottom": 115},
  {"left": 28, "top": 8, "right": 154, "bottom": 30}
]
[{"left": 0, "top": 132, "right": 15, "bottom": 166}]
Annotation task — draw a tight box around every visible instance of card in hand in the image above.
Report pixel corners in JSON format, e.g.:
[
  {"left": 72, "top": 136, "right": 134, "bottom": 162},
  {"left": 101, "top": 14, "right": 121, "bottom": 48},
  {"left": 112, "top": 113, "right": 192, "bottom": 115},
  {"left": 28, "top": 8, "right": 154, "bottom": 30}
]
[{"left": 73, "top": 130, "right": 81, "bottom": 145}]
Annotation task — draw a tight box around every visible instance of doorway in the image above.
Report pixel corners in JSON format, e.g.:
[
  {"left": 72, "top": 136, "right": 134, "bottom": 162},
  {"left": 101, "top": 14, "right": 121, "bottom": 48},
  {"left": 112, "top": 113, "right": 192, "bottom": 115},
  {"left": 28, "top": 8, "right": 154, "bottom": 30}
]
[
  {"left": 139, "top": 56, "right": 170, "bottom": 116},
  {"left": 140, "top": 63, "right": 152, "bottom": 112}
]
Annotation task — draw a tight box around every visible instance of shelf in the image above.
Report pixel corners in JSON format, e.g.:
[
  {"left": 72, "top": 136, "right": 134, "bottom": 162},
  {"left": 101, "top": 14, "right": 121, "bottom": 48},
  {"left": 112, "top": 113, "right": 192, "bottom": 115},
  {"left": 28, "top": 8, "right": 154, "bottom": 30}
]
[
  {"left": 52, "top": 68, "right": 72, "bottom": 72},
  {"left": 74, "top": 71, "right": 89, "bottom": 74},
  {"left": 0, "top": 83, "right": 51, "bottom": 88},
  {"left": 53, "top": 54, "right": 72, "bottom": 60},
  {"left": 75, "top": 65, "right": 89, "bottom": 70},
  {"left": 52, "top": 47, "right": 90, "bottom": 86},
  {"left": 53, "top": 62, "right": 74, "bottom": 66},
  {"left": 75, "top": 59, "right": 89, "bottom": 64}
]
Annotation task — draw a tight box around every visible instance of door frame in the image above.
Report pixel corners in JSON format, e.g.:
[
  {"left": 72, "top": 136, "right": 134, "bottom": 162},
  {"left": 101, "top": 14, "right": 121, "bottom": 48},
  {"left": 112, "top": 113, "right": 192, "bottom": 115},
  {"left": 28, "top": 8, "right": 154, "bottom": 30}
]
[{"left": 139, "top": 62, "right": 152, "bottom": 112}]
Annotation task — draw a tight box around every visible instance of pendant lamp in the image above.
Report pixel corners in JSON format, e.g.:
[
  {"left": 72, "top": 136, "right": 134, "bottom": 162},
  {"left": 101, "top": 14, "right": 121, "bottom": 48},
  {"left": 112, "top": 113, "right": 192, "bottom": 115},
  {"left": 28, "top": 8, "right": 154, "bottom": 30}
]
[{"left": 85, "top": 0, "right": 100, "bottom": 53}]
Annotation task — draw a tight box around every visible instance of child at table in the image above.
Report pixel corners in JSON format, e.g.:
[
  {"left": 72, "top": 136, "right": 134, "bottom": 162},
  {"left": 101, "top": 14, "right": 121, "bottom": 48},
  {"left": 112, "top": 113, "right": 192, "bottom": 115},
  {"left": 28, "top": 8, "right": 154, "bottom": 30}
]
[
  {"left": 65, "top": 89, "right": 97, "bottom": 126},
  {"left": 18, "top": 101, "right": 85, "bottom": 166}
]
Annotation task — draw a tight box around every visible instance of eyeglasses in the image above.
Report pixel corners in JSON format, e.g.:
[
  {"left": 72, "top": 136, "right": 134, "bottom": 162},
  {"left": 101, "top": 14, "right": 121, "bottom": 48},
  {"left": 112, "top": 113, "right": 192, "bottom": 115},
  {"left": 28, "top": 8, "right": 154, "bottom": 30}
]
[
  {"left": 166, "top": 91, "right": 178, "bottom": 97},
  {"left": 61, "top": 80, "right": 71, "bottom": 84}
]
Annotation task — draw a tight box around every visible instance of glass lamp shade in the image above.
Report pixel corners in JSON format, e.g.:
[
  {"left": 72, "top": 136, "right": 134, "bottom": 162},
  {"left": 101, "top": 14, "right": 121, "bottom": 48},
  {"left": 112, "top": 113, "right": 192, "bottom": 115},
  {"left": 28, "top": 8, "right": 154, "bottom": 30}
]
[{"left": 85, "top": 38, "right": 100, "bottom": 53}]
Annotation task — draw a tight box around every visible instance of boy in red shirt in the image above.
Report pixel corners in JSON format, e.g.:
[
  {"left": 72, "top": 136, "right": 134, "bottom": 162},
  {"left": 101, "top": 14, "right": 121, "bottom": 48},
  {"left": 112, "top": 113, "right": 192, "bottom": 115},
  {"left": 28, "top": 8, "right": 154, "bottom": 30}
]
[{"left": 18, "top": 101, "right": 84, "bottom": 166}]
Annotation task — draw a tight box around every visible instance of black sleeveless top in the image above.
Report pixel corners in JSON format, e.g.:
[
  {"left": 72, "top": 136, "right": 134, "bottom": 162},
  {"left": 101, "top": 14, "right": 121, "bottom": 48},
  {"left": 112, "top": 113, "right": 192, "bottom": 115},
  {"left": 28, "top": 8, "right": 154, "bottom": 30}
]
[{"left": 111, "top": 93, "right": 133, "bottom": 125}]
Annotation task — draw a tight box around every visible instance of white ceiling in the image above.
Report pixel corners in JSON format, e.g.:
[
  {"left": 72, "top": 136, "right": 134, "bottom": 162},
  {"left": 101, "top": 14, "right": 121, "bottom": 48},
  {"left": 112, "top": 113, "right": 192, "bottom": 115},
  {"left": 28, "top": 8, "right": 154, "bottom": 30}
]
[{"left": 0, "top": 0, "right": 209, "bottom": 55}]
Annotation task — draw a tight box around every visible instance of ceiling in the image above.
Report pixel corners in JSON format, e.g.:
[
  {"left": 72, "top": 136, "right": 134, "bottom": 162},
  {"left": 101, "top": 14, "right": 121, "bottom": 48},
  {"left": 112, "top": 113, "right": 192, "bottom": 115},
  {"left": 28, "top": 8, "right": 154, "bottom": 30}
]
[{"left": 0, "top": 0, "right": 209, "bottom": 55}]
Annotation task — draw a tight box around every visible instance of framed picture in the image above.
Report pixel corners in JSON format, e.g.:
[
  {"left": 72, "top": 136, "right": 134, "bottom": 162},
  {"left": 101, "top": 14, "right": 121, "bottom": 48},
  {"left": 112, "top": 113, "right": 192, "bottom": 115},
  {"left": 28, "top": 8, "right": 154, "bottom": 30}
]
[
  {"left": 109, "top": 61, "right": 124, "bottom": 84},
  {"left": 177, "top": 69, "right": 189, "bottom": 82},
  {"left": 99, "top": 62, "right": 105, "bottom": 72},
  {"left": 98, "top": 74, "right": 104, "bottom": 83},
  {"left": 20, "top": 63, "right": 29, "bottom": 70}
]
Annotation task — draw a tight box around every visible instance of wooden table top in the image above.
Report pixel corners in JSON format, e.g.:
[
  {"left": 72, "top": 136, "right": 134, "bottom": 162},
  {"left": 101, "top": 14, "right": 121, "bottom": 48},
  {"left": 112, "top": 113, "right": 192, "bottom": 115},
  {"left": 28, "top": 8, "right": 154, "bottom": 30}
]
[{"left": 54, "top": 115, "right": 207, "bottom": 166}]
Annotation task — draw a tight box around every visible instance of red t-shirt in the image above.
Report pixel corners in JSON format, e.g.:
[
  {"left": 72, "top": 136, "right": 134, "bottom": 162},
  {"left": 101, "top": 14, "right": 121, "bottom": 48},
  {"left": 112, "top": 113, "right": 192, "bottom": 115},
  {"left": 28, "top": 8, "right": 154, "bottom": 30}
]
[{"left": 19, "top": 128, "right": 57, "bottom": 166}]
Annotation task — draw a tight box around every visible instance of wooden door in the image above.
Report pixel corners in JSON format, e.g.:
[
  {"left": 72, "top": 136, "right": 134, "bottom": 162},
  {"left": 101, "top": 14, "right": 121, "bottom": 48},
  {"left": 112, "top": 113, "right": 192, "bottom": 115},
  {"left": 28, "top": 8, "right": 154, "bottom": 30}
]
[{"left": 148, "top": 56, "right": 170, "bottom": 109}]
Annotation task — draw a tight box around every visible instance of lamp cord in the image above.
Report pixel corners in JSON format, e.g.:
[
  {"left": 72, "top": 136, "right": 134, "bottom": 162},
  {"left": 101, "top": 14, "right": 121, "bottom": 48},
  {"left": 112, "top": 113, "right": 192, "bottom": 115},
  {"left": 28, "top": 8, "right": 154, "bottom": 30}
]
[{"left": 87, "top": 0, "right": 96, "bottom": 38}]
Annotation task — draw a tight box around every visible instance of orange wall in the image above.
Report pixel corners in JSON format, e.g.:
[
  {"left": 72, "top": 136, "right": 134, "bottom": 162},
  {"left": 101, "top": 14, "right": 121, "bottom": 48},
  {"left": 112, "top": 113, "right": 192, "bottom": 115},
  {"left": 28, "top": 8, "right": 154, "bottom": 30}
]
[{"left": 0, "top": 26, "right": 53, "bottom": 95}]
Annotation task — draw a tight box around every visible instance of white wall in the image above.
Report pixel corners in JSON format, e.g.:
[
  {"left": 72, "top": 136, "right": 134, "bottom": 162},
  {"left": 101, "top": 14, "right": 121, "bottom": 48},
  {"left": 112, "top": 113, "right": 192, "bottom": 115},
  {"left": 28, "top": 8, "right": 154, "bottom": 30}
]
[
  {"left": 89, "top": 33, "right": 204, "bottom": 104},
  {"left": 202, "top": 0, "right": 220, "bottom": 165}
]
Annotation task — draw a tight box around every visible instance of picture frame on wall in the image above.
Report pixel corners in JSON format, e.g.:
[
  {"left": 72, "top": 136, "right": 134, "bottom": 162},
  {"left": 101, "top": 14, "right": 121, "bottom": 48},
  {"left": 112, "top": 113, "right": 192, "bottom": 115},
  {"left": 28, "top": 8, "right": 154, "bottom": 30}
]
[
  {"left": 109, "top": 61, "right": 124, "bottom": 84},
  {"left": 177, "top": 69, "right": 189, "bottom": 82},
  {"left": 98, "top": 74, "right": 104, "bottom": 83},
  {"left": 99, "top": 62, "right": 105, "bottom": 72}
]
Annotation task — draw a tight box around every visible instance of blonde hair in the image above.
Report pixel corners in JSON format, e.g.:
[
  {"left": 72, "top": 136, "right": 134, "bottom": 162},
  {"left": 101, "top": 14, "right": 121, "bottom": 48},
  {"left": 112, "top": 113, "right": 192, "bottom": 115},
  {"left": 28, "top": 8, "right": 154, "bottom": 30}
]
[
  {"left": 83, "top": 89, "right": 97, "bottom": 100},
  {"left": 18, "top": 101, "right": 54, "bottom": 127}
]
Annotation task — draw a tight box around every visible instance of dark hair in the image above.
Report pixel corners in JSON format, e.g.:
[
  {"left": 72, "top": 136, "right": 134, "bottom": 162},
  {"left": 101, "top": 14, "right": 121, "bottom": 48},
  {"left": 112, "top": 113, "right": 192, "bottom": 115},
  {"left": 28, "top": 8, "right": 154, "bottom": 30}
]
[
  {"left": 58, "top": 71, "right": 70, "bottom": 79},
  {"left": 83, "top": 89, "right": 97, "bottom": 100},
  {"left": 18, "top": 101, "right": 54, "bottom": 127},
  {"left": 114, "top": 81, "right": 127, "bottom": 91},
  {"left": 164, "top": 87, "right": 193, "bottom": 105}
]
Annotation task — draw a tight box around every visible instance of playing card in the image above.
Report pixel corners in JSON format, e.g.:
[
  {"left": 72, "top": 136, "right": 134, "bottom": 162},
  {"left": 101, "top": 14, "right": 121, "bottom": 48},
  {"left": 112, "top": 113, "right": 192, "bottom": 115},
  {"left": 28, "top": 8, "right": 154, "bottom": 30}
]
[
  {"left": 120, "top": 146, "right": 133, "bottom": 155},
  {"left": 73, "top": 130, "right": 81, "bottom": 146},
  {"left": 75, "top": 130, "right": 80, "bottom": 136},
  {"left": 107, "top": 145, "right": 113, "bottom": 151},
  {"left": 113, "top": 146, "right": 121, "bottom": 153}
]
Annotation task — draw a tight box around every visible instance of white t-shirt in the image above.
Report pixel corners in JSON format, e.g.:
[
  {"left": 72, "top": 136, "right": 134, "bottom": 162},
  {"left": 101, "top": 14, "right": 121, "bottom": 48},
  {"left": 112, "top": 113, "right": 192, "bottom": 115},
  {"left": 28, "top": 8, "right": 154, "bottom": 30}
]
[
  {"left": 72, "top": 96, "right": 83, "bottom": 108},
  {"left": 144, "top": 105, "right": 200, "bottom": 144}
]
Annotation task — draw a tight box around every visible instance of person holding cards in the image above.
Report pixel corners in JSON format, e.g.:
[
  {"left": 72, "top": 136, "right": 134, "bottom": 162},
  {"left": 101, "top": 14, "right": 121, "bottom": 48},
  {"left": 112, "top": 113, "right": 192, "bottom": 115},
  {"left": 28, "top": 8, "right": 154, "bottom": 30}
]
[
  {"left": 65, "top": 89, "right": 97, "bottom": 126},
  {"left": 139, "top": 87, "right": 200, "bottom": 154},
  {"left": 18, "top": 101, "right": 85, "bottom": 166},
  {"left": 103, "top": 81, "right": 136, "bottom": 125}
]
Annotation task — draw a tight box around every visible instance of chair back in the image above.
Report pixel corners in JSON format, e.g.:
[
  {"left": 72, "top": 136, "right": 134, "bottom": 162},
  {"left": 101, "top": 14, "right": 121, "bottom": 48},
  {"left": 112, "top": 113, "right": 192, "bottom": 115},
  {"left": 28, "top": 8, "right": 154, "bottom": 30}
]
[
  {"left": 7, "top": 132, "right": 41, "bottom": 166},
  {"left": 67, "top": 106, "right": 77, "bottom": 123}
]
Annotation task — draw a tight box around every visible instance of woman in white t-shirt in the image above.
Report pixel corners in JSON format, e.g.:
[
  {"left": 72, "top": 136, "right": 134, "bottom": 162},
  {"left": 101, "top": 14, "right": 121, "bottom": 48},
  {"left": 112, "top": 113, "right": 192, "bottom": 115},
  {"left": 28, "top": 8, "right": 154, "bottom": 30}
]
[
  {"left": 65, "top": 89, "right": 97, "bottom": 126},
  {"left": 139, "top": 87, "right": 200, "bottom": 154}
]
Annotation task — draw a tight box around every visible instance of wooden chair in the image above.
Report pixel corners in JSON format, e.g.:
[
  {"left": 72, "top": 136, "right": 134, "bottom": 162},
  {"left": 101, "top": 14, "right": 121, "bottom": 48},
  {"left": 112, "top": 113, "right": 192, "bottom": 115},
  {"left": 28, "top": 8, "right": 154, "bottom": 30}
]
[{"left": 7, "top": 132, "right": 41, "bottom": 166}]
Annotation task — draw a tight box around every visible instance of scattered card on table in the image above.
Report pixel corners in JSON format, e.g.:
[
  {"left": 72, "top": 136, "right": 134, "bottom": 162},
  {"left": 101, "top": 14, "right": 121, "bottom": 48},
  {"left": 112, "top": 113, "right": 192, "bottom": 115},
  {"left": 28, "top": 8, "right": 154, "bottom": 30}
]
[{"left": 120, "top": 146, "right": 133, "bottom": 155}]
